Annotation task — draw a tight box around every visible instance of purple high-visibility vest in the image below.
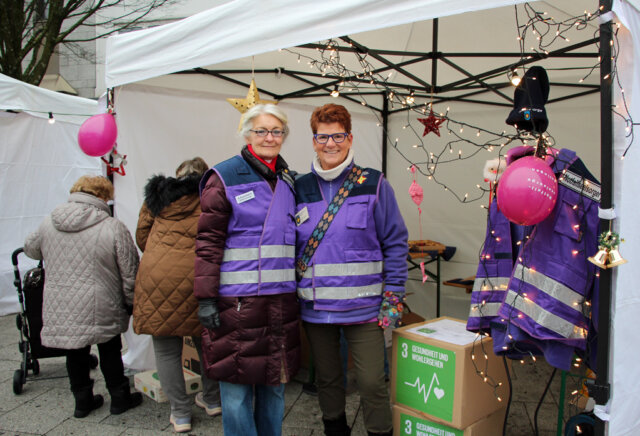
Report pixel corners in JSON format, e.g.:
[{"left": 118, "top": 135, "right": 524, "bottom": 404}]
[
  {"left": 467, "top": 198, "right": 516, "bottom": 332},
  {"left": 294, "top": 168, "right": 384, "bottom": 324},
  {"left": 214, "top": 156, "right": 296, "bottom": 297},
  {"left": 497, "top": 148, "right": 600, "bottom": 370}
]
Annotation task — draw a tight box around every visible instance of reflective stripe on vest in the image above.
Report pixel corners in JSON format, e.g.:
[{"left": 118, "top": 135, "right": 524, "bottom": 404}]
[
  {"left": 222, "top": 245, "right": 295, "bottom": 262},
  {"left": 300, "top": 261, "right": 383, "bottom": 280},
  {"left": 468, "top": 276, "right": 510, "bottom": 319},
  {"left": 471, "top": 277, "right": 510, "bottom": 293},
  {"left": 298, "top": 283, "right": 383, "bottom": 300},
  {"left": 469, "top": 302, "right": 502, "bottom": 318},
  {"left": 220, "top": 268, "right": 296, "bottom": 285},
  {"left": 503, "top": 289, "right": 587, "bottom": 340},
  {"left": 511, "top": 264, "right": 584, "bottom": 311}
]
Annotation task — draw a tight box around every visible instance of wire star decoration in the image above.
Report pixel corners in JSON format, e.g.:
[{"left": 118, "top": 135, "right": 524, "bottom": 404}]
[{"left": 417, "top": 110, "right": 446, "bottom": 137}]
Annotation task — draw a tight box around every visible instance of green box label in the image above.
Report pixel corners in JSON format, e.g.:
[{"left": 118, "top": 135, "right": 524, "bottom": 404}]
[
  {"left": 399, "top": 413, "right": 462, "bottom": 436},
  {"left": 396, "top": 337, "right": 456, "bottom": 422}
]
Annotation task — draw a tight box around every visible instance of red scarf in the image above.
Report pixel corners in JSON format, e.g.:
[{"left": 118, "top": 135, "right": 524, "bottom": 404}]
[{"left": 247, "top": 144, "right": 277, "bottom": 172}]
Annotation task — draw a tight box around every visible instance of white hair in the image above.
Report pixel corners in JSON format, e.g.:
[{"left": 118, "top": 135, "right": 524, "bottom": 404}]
[{"left": 239, "top": 104, "right": 289, "bottom": 140}]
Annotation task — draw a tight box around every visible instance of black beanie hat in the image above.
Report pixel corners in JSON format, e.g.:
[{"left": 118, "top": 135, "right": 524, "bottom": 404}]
[{"left": 506, "top": 66, "right": 550, "bottom": 133}]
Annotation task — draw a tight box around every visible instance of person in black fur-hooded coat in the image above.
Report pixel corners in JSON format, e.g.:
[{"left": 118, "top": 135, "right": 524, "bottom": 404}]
[{"left": 133, "top": 157, "right": 222, "bottom": 433}]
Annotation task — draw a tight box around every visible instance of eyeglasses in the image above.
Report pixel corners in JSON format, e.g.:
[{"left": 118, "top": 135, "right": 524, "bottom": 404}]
[
  {"left": 250, "top": 129, "right": 285, "bottom": 137},
  {"left": 313, "top": 132, "right": 349, "bottom": 144}
]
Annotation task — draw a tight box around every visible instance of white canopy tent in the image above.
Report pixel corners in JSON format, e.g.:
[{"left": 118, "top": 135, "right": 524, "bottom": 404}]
[
  {"left": 104, "top": 0, "right": 639, "bottom": 434},
  {"left": 104, "top": 0, "right": 603, "bottom": 298},
  {"left": 0, "top": 74, "right": 102, "bottom": 315}
]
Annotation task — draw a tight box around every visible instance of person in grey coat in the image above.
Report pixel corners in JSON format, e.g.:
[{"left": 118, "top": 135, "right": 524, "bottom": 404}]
[{"left": 24, "top": 175, "right": 143, "bottom": 418}]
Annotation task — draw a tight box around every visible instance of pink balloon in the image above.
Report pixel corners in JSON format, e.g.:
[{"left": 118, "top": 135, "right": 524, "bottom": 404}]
[
  {"left": 78, "top": 113, "right": 118, "bottom": 157},
  {"left": 409, "top": 180, "right": 424, "bottom": 206},
  {"left": 497, "top": 156, "right": 558, "bottom": 226}
]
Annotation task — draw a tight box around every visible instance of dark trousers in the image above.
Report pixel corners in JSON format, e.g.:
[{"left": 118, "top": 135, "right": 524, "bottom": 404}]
[
  {"left": 304, "top": 321, "right": 392, "bottom": 433},
  {"left": 66, "top": 335, "right": 127, "bottom": 391}
]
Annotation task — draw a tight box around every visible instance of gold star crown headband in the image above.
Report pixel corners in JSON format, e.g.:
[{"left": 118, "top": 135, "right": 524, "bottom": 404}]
[{"left": 227, "top": 79, "right": 277, "bottom": 131}]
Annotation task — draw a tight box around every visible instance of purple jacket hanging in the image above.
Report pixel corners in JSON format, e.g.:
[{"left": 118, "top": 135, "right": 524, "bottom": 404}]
[{"left": 497, "top": 148, "right": 600, "bottom": 370}]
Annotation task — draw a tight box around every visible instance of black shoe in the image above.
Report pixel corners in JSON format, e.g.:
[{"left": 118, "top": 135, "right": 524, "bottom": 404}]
[
  {"left": 323, "top": 413, "right": 351, "bottom": 436},
  {"left": 302, "top": 382, "right": 318, "bottom": 396},
  {"left": 108, "top": 380, "right": 143, "bottom": 415},
  {"left": 72, "top": 380, "right": 104, "bottom": 418}
]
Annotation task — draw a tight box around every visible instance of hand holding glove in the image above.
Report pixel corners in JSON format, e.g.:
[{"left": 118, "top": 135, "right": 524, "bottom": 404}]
[
  {"left": 198, "top": 298, "right": 221, "bottom": 330},
  {"left": 377, "top": 291, "right": 405, "bottom": 330}
]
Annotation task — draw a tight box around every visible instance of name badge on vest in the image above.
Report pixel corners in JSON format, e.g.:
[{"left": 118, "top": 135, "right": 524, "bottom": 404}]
[
  {"left": 235, "top": 190, "right": 255, "bottom": 204},
  {"left": 295, "top": 206, "right": 309, "bottom": 226}
]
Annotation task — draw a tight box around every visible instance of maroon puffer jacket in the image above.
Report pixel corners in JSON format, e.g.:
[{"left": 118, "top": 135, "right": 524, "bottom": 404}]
[{"left": 195, "top": 150, "right": 300, "bottom": 385}]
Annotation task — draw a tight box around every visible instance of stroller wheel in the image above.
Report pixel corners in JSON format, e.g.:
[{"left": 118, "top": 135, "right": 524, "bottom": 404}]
[
  {"left": 13, "top": 369, "right": 24, "bottom": 395},
  {"left": 30, "top": 359, "right": 40, "bottom": 375},
  {"left": 18, "top": 340, "right": 26, "bottom": 353},
  {"left": 89, "top": 354, "right": 99, "bottom": 369}
]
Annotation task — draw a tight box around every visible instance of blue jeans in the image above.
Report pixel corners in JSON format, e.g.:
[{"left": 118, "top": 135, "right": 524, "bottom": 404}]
[{"left": 219, "top": 381, "right": 285, "bottom": 436}]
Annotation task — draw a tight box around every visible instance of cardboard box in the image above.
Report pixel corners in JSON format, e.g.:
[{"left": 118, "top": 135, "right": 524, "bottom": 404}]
[
  {"left": 134, "top": 368, "right": 202, "bottom": 403},
  {"left": 386, "top": 310, "right": 427, "bottom": 348},
  {"left": 391, "top": 317, "right": 509, "bottom": 429},
  {"left": 393, "top": 404, "right": 507, "bottom": 436},
  {"left": 182, "top": 336, "right": 201, "bottom": 375}
]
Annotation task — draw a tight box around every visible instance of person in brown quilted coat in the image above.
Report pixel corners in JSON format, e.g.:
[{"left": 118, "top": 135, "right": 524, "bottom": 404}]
[
  {"left": 133, "top": 157, "right": 221, "bottom": 433},
  {"left": 23, "top": 175, "right": 142, "bottom": 419}
]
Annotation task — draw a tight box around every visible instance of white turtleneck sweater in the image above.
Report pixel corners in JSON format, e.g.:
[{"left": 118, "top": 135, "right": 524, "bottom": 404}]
[{"left": 312, "top": 149, "right": 354, "bottom": 182}]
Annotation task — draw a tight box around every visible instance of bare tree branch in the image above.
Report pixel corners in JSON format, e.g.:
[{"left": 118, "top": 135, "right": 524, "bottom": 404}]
[{"left": 0, "top": 0, "right": 174, "bottom": 85}]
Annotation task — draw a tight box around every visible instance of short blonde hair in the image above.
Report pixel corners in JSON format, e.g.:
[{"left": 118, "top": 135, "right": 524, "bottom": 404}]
[
  {"left": 176, "top": 157, "right": 208, "bottom": 178},
  {"left": 70, "top": 175, "right": 114, "bottom": 202}
]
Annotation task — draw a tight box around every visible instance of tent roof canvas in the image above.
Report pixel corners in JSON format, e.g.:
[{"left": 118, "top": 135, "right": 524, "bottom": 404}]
[
  {"left": 0, "top": 73, "right": 98, "bottom": 124},
  {"left": 105, "top": 0, "right": 533, "bottom": 89},
  {"left": 105, "top": 0, "right": 600, "bottom": 115}
]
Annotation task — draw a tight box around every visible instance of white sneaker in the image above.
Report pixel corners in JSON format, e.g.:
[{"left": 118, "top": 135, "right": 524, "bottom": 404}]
[
  {"left": 195, "top": 392, "right": 222, "bottom": 417},
  {"left": 169, "top": 414, "right": 191, "bottom": 433}
]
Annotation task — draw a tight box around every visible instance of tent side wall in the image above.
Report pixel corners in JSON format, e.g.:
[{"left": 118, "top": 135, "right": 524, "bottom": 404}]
[
  {"left": 608, "top": 2, "right": 640, "bottom": 434},
  {"left": 111, "top": 82, "right": 382, "bottom": 235},
  {"left": 0, "top": 112, "right": 101, "bottom": 315}
]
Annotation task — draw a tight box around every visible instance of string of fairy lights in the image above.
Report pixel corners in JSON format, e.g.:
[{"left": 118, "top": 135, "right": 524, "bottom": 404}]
[
  {"left": 608, "top": 21, "right": 638, "bottom": 158},
  {"left": 516, "top": 3, "right": 637, "bottom": 158},
  {"left": 280, "top": 2, "right": 614, "bottom": 415},
  {"left": 280, "top": 6, "right": 624, "bottom": 207}
]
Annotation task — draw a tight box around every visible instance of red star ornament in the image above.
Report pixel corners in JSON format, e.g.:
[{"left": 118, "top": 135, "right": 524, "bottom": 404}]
[{"left": 417, "top": 110, "right": 446, "bottom": 137}]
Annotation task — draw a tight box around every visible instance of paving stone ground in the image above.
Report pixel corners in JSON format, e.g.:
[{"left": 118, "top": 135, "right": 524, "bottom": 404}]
[{"left": 0, "top": 313, "right": 582, "bottom": 435}]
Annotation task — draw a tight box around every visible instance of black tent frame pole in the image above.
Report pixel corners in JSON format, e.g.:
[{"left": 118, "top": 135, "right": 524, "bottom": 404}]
[
  {"left": 382, "top": 93, "right": 389, "bottom": 174},
  {"left": 589, "top": 1, "right": 613, "bottom": 435},
  {"left": 431, "top": 18, "right": 438, "bottom": 97}
]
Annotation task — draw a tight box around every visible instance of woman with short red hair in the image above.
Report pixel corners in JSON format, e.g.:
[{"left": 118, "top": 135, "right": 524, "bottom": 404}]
[{"left": 295, "top": 104, "right": 408, "bottom": 436}]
